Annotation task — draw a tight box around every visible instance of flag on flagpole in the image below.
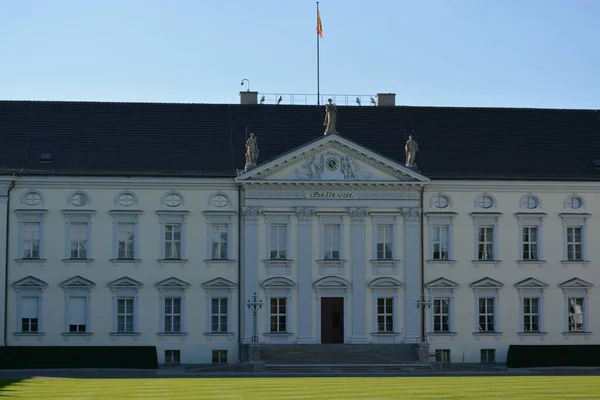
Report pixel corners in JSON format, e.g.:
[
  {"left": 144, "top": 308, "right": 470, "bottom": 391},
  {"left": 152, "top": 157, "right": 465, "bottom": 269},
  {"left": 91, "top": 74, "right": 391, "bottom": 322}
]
[{"left": 317, "top": 11, "right": 323, "bottom": 38}]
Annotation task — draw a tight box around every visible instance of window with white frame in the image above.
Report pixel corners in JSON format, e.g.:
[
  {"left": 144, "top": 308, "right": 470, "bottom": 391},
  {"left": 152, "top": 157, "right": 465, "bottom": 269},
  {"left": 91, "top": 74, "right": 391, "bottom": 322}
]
[
  {"left": 475, "top": 193, "right": 496, "bottom": 209},
  {"left": 165, "top": 350, "right": 181, "bottom": 364},
  {"left": 156, "top": 277, "right": 190, "bottom": 335},
  {"left": 471, "top": 215, "right": 500, "bottom": 262},
  {"left": 202, "top": 278, "right": 237, "bottom": 335},
  {"left": 561, "top": 214, "right": 588, "bottom": 262},
  {"left": 522, "top": 226, "right": 538, "bottom": 260},
  {"left": 22, "top": 190, "right": 44, "bottom": 206},
  {"left": 481, "top": 349, "right": 496, "bottom": 363},
  {"left": 204, "top": 212, "right": 235, "bottom": 262},
  {"left": 59, "top": 276, "right": 95, "bottom": 335},
  {"left": 109, "top": 211, "right": 141, "bottom": 261},
  {"left": 62, "top": 211, "right": 94, "bottom": 261},
  {"left": 522, "top": 297, "right": 539, "bottom": 332},
  {"left": 470, "top": 277, "right": 503, "bottom": 335},
  {"left": 376, "top": 297, "right": 394, "bottom": 332},
  {"left": 324, "top": 224, "right": 340, "bottom": 259},
  {"left": 515, "top": 277, "right": 548, "bottom": 334},
  {"left": 435, "top": 349, "right": 451, "bottom": 363},
  {"left": 16, "top": 210, "right": 47, "bottom": 261},
  {"left": 426, "top": 277, "right": 459, "bottom": 335},
  {"left": 262, "top": 277, "right": 295, "bottom": 339},
  {"left": 212, "top": 350, "right": 227, "bottom": 364},
  {"left": 108, "top": 277, "right": 142, "bottom": 336},
  {"left": 68, "top": 297, "right": 87, "bottom": 332},
  {"left": 427, "top": 214, "right": 455, "bottom": 261},
  {"left": 376, "top": 225, "right": 393, "bottom": 260},
  {"left": 13, "top": 276, "right": 48, "bottom": 336},
  {"left": 560, "top": 278, "right": 592, "bottom": 334},
  {"left": 568, "top": 297, "right": 585, "bottom": 332},
  {"left": 368, "top": 277, "right": 402, "bottom": 336},
  {"left": 270, "top": 298, "right": 287, "bottom": 332},
  {"left": 433, "top": 298, "right": 450, "bottom": 332},
  {"left": 270, "top": 225, "right": 287, "bottom": 260},
  {"left": 157, "top": 211, "right": 188, "bottom": 261},
  {"left": 516, "top": 214, "right": 544, "bottom": 262}
]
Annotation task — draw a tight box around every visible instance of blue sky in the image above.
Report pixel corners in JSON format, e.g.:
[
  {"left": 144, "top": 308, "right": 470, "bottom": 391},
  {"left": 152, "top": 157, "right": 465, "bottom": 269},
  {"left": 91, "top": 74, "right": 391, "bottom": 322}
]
[{"left": 1, "top": 0, "right": 599, "bottom": 108}]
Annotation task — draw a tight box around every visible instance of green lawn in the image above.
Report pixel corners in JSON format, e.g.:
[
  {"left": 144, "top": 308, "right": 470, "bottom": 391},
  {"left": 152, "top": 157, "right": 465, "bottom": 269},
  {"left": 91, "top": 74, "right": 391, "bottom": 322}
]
[{"left": 1, "top": 376, "right": 599, "bottom": 399}]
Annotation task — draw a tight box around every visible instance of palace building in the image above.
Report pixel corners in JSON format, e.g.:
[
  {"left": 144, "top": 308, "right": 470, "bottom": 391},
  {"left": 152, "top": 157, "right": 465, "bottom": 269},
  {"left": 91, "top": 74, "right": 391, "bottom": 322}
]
[{"left": 1, "top": 93, "right": 599, "bottom": 366}]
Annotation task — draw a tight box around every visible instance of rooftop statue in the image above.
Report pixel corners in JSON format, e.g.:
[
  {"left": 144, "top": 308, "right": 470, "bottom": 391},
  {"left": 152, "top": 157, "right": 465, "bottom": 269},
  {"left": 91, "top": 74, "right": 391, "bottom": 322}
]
[
  {"left": 405, "top": 135, "right": 418, "bottom": 167},
  {"left": 323, "top": 98, "right": 337, "bottom": 135},
  {"left": 245, "top": 133, "right": 259, "bottom": 168}
]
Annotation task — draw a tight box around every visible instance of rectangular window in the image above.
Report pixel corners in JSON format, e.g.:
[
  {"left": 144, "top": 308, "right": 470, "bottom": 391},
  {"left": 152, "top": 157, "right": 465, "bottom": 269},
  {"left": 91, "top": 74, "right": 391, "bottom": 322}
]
[
  {"left": 480, "top": 349, "right": 496, "bottom": 363},
  {"left": 567, "top": 227, "right": 582, "bottom": 261},
  {"left": 211, "top": 224, "right": 228, "bottom": 259},
  {"left": 432, "top": 226, "right": 449, "bottom": 260},
  {"left": 70, "top": 222, "right": 88, "bottom": 259},
  {"left": 68, "top": 296, "right": 87, "bottom": 333},
  {"left": 522, "top": 226, "right": 538, "bottom": 260},
  {"left": 522, "top": 297, "right": 539, "bottom": 332},
  {"left": 165, "top": 350, "right": 180, "bottom": 365},
  {"left": 20, "top": 296, "right": 39, "bottom": 333},
  {"left": 22, "top": 222, "right": 41, "bottom": 259},
  {"left": 117, "top": 222, "right": 135, "bottom": 259},
  {"left": 117, "top": 297, "right": 134, "bottom": 333},
  {"left": 164, "top": 298, "right": 181, "bottom": 333},
  {"left": 377, "top": 297, "right": 394, "bottom": 332},
  {"left": 211, "top": 298, "right": 228, "bottom": 332},
  {"left": 478, "top": 297, "right": 495, "bottom": 332},
  {"left": 433, "top": 298, "right": 450, "bottom": 333},
  {"left": 477, "top": 226, "right": 494, "bottom": 260},
  {"left": 164, "top": 224, "right": 181, "bottom": 259},
  {"left": 435, "top": 349, "right": 450, "bottom": 363},
  {"left": 568, "top": 297, "right": 584, "bottom": 332},
  {"left": 324, "top": 224, "right": 340, "bottom": 260},
  {"left": 270, "top": 298, "right": 287, "bottom": 332},
  {"left": 376, "top": 225, "right": 393, "bottom": 260},
  {"left": 270, "top": 224, "right": 287, "bottom": 260},
  {"left": 212, "top": 349, "right": 228, "bottom": 364}
]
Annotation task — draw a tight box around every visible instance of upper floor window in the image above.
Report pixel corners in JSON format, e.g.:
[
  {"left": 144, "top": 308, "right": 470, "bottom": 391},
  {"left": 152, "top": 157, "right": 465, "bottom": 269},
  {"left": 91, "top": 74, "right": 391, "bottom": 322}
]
[
  {"left": 157, "top": 211, "right": 189, "bottom": 261},
  {"left": 432, "top": 226, "right": 449, "bottom": 260},
  {"left": 376, "top": 224, "right": 393, "bottom": 260},
  {"left": 520, "top": 194, "right": 540, "bottom": 210},
  {"left": 471, "top": 214, "right": 500, "bottom": 262},
  {"left": 476, "top": 194, "right": 496, "bottom": 209},
  {"left": 62, "top": 211, "right": 95, "bottom": 261},
  {"left": 161, "top": 191, "right": 184, "bottom": 208},
  {"left": 564, "top": 195, "right": 584, "bottom": 210},
  {"left": 270, "top": 224, "right": 288, "bottom": 260},
  {"left": 165, "top": 224, "right": 182, "bottom": 259},
  {"left": 16, "top": 210, "right": 47, "bottom": 263},
  {"left": 70, "top": 222, "right": 88, "bottom": 259},
  {"left": 324, "top": 224, "right": 340, "bottom": 260},
  {"left": 210, "top": 194, "right": 229, "bottom": 208},
  {"left": 68, "top": 190, "right": 90, "bottom": 207},
  {"left": 211, "top": 224, "right": 228, "bottom": 260},
  {"left": 522, "top": 226, "right": 538, "bottom": 260},
  {"left": 430, "top": 194, "right": 451, "bottom": 209},
  {"left": 117, "top": 192, "right": 137, "bottom": 207},
  {"left": 204, "top": 212, "right": 236, "bottom": 264},
  {"left": 560, "top": 214, "right": 589, "bottom": 262},
  {"left": 22, "top": 222, "right": 41, "bottom": 259},
  {"left": 22, "top": 190, "right": 43, "bottom": 206}
]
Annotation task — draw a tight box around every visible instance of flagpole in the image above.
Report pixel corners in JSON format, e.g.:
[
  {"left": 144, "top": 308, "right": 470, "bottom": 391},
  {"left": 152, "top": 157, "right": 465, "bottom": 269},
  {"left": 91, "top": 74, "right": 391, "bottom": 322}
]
[{"left": 316, "top": 2, "right": 320, "bottom": 106}]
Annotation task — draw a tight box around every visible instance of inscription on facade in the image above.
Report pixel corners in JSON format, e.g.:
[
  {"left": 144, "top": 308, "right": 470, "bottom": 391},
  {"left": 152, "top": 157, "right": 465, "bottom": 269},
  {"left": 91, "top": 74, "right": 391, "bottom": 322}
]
[{"left": 305, "top": 191, "right": 358, "bottom": 199}]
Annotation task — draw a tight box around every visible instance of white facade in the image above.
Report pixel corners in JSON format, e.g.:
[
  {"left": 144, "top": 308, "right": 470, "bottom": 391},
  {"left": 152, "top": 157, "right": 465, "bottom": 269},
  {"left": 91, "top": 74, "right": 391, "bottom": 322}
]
[{"left": 1, "top": 135, "right": 599, "bottom": 364}]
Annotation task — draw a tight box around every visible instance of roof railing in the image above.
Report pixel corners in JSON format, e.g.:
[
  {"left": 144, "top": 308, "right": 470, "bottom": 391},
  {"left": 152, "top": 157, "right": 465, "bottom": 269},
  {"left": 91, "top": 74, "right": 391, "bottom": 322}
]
[{"left": 257, "top": 93, "right": 377, "bottom": 106}]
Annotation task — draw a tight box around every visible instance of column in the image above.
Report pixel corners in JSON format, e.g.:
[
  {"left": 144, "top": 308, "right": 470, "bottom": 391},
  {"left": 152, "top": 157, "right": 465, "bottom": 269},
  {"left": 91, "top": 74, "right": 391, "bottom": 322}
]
[
  {"left": 403, "top": 207, "right": 422, "bottom": 343},
  {"left": 296, "top": 207, "right": 315, "bottom": 344},
  {"left": 349, "top": 207, "right": 368, "bottom": 343},
  {"left": 242, "top": 206, "right": 261, "bottom": 344}
]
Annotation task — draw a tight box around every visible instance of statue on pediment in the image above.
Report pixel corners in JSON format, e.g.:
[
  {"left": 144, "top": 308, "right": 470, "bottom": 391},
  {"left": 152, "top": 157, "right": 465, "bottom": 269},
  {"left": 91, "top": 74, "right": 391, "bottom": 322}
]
[
  {"left": 323, "top": 98, "right": 338, "bottom": 135},
  {"left": 405, "top": 135, "right": 418, "bottom": 167},
  {"left": 245, "top": 133, "right": 259, "bottom": 169}
]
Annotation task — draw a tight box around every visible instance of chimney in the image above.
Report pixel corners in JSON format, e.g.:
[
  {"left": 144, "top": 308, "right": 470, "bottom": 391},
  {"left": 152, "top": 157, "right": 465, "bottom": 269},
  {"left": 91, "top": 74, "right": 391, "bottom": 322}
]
[
  {"left": 240, "top": 91, "right": 258, "bottom": 105},
  {"left": 376, "top": 93, "right": 396, "bottom": 107}
]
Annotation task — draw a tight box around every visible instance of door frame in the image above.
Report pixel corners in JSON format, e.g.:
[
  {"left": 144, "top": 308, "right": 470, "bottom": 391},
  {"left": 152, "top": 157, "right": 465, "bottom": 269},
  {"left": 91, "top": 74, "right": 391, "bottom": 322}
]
[
  {"left": 316, "top": 293, "right": 349, "bottom": 344},
  {"left": 314, "top": 276, "right": 351, "bottom": 344}
]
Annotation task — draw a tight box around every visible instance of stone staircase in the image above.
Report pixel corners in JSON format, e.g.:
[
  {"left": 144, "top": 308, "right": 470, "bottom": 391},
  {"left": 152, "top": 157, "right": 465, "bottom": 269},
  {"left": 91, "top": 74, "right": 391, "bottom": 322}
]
[{"left": 256, "top": 344, "right": 431, "bottom": 372}]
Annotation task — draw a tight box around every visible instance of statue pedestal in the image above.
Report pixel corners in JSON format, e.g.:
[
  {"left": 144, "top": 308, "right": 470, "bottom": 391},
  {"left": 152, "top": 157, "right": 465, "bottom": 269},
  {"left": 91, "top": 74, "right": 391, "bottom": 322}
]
[{"left": 245, "top": 163, "right": 256, "bottom": 172}]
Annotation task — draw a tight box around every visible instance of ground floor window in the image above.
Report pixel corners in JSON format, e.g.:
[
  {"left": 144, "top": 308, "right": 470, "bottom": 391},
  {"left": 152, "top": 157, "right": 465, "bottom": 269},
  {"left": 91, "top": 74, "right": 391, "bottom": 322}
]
[
  {"left": 377, "top": 297, "right": 393, "bottom": 332},
  {"left": 435, "top": 349, "right": 450, "bottom": 363},
  {"left": 212, "top": 349, "right": 228, "bottom": 364},
  {"left": 481, "top": 349, "right": 495, "bottom": 363},
  {"left": 165, "top": 350, "right": 180, "bottom": 365}
]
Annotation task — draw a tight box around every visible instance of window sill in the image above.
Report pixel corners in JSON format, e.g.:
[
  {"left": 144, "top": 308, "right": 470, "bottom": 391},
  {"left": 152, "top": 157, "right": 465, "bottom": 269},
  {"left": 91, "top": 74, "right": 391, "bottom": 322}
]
[
  {"left": 517, "top": 331, "right": 547, "bottom": 341},
  {"left": 370, "top": 332, "right": 402, "bottom": 343},
  {"left": 263, "top": 332, "right": 294, "bottom": 343},
  {"left": 264, "top": 260, "right": 293, "bottom": 276},
  {"left": 62, "top": 332, "right": 93, "bottom": 341},
  {"left": 427, "top": 332, "right": 457, "bottom": 342},
  {"left": 110, "top": 259, "right": 142, "bottom": 265},
  {"left": 472, "top": 332, "right": 503, "bottom": 340},
  {"left": 109, "top": 332, "right": 141, "bottom": 341},
  {"left": 204, "top": 332, "right": 235, "bottom": 342},
  {"left": 15, "top": 258, "right": 47, "bottom": 266},
  {"left": 13, "top": 332, "right": 45, "bottom": 341},
  {"left": 426, "top": 259, "right": 457, "bottom": 267},
  {"left": 563, "top": 331, "right": 592, "bottom": 340},
  {"left": 157, "top": 332, "right": 188, "bottom": 341},
  {"left": 317, "top": 259, "right": 346, "bottom": 275},
  {"left": 157, "top": 259, "right": 189, "bottom": 267},
  {"left": 517, "top": 260, "right": 546, "bottom": 267},
  {"left": 370, "top": 260, "right": 401, "bottom": 275},
  {"left": 62, "top": 258, "right": 95, "bottom": 264},
  {"left": 204, "top": 259, "right": 236, "bottom": 268},
  {"left": 471, "top": 260, "right": 501, "bottom": 268},
  {"left": 561, "top": 260, "right": 590, "bottom": 268}
]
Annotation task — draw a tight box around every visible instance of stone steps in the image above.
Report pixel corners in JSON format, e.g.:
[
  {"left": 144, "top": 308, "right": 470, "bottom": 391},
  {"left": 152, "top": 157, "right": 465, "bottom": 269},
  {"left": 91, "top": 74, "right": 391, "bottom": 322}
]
[{"left": 264, "top": 363, "right": 433, "bottom": 372}]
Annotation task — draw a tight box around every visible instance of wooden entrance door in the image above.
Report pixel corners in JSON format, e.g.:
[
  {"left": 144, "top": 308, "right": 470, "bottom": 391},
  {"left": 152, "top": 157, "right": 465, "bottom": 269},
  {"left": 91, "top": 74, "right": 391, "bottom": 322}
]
[{"left": 321, "top": 297, "right": 344, "bottom": 343}]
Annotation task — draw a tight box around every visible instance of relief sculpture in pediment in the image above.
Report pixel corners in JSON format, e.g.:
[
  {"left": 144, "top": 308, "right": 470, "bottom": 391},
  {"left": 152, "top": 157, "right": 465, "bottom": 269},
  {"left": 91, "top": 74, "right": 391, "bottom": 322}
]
[{"left": 285, "top": 152, "right": 373, "bottom": 180}]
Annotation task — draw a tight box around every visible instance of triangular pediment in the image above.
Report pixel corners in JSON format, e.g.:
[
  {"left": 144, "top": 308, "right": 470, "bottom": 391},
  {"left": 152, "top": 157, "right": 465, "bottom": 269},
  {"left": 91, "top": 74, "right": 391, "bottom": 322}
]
[
  {"left": 313, "top": 276, "right": 351, "bottom": 288},
  {"left": 155, "top": 277, "right": 191, "bottom": 289},
  {"left": 107, "top": 276, "right": 143, "bottom": 288},
  {"left": 236, "top": 134, "right": 429, "bottom": 184},
  {"left": 12, "top": 275, "right": 48, "bottom": 289},
  {"left": 201, "top": 277, "right": 237, "bottom": 289},
  {"left": 261, "top": 277, "right": 296, "bottom": 288},
  {"left": 515, "top": 277, "right": 549, "bottom": 289},
  {"left": 426, "top": 277, "right": 459, "bottom": 289},
  {"left": 559, "top": 278, "right": 593, "bottom": 289},
  {"left": 368, "top": 277, "right": 403, "bottom": 288},
  {"left": 470, "top": 277, "right": 504, "bottom": 289},
  {"left": 60, "top": 276, "right": 96, "bottom": 288}
]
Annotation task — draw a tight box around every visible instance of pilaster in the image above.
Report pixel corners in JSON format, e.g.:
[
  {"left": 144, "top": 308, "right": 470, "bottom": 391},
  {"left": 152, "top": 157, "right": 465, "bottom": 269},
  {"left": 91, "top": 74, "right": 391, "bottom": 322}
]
[
  {"left": 242, "top": 206, "right": 261, "bottom": 344},
  {"left": 349, "top": 207, "right": 368, "bottom": 343},
  {"left": 403, "top": 207, "right": 422, "bottom": 343},
  {"left": 296, "top": 206, "right": 315, "bottom": 343}
]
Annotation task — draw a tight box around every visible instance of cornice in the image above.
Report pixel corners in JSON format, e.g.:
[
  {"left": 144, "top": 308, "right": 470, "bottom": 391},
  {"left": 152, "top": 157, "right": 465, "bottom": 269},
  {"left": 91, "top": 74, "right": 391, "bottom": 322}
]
[
  {"left": 241, "top": 183, "right": 421, "bottom": 191},
  {"left": 426, "top": 180, "right": 600, "bottom": 193}
]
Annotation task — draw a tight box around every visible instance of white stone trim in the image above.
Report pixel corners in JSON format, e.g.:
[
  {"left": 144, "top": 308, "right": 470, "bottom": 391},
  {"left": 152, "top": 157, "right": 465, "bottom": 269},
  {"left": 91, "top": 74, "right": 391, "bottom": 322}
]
[
  {"left": 160, "top": 190, "right": 185, "bottom": 207},
  {"left": 12, "top": 276, "right": 47, "bottom": 340},
  {"left": 426, "top": 277, "right": 459, "bottom": 335},
  {"left": 368, "top": 277, "right": 402, "bottom": 337},
  {"left": 113, "top": 190, "right": 139, "bottom": 207},
  {"left": 62, "top": 210, "right": 95, "bottom": 261},
  {"left": 318, "top": 214, "right": 345, "bottom": 260},
  {"left": 156, "top": 277, "right": 190, "bottom": 338},
  {"left": 67, "top": 190, "right": 92, "bottom": 206},
  {"left": 203, "top": 211, "right": 237, "bottom": 262},
  {"left": 262, "top": 277, "right": 295, "bottom": 339},
  {"left": 264, "top": 214, "right": 292, "bottom": 262},
  {"left": 202, "top": 278, "right": 237, "bottom": 336},
  {"left": 156, "top": 210, "right": 189, "bottom": 261},
  {"left": 515, "top": 278, "right": 548, "bottom": 336},
  {"left": 470, "top": 277, "right": 503, "bottom": 338},
  {"left": 474, "top": 192, "right": 497, "bottom": 209},
  {"left": 564, "top": 194, "right": 585, "bottom": 210},
  {"left": 427, "top": 213, "right": 455, "bottom": 262},
  {"left": 519, "top": 193, "right": 542, "bottom": 210},
  {"left": 20, "top": 189, "right": 44, "bottom": 206},
  {"left": 313, "top": 276, "right": 351, "bottom": 344},
  {"left": 560, "top": 213, "right": 590, "bottom": 262},
  {"left": 471, "top": 213, "right": 501, "bottom": 263},
  {"left": 60, "top": 276, "right": 95, "bottom": 340},
  {"left": 109, "top": 210, "right": 143, "bottom": 261},
  {"left": 370, "top": 214, "right": 398, "bottom": 260},
  {"left": 107, "top": 277, "right": 143, "bottom": 339},
  {"left": 429, "top": 192, "right": 452, "bottom": 209},
  {"left": 15, "top": 209, "right": 47, "bottom": 262},
  {"left": 559, "top": 278, "right": 593, "bottom": 337},
  {"left": 515, "top": 213, "right": 545, "bottom": 262}
]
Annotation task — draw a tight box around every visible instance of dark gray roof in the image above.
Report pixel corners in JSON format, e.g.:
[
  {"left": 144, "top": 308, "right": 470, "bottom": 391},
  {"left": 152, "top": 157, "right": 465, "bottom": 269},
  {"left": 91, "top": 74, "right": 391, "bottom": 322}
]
[{"left": 1, "top": 100, "right": 600, "bottom": 180}]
